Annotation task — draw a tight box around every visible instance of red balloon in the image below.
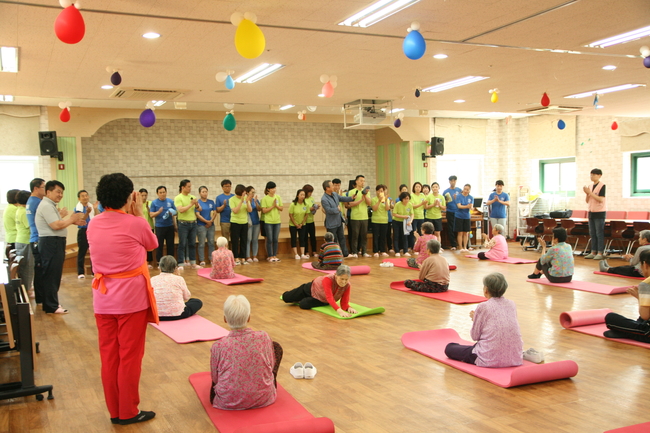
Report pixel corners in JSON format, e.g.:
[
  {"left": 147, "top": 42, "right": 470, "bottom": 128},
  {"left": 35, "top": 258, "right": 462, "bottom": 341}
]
[
  {"left": 322, "top": 81, "right": 334, "bottom": 98},
  {"left": 541, "top": 92, "right": 550, "bottom": 107},
  {"left": 54, "top": 6, "right": 85, "bottom": 44},
  {"left": 611, "top": 121, "right": 618, "bottom": 130},
  {"left": 59, "top": 108, "right": 70, "bottom": 122}
]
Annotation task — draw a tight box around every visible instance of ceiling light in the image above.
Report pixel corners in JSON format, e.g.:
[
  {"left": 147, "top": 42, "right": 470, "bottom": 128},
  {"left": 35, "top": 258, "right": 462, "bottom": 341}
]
[
  {"left": 390, "top": 108, "right": 404, "bottom": 113},
  {"left": 602, "top": 65, "right": 617, "bottom": 70},
  {"left": 433, "top": 54, "right": 448, "bottom": 59},
  {"left": 422, "top": 76, "right": 489, "bottom": 93},
  {"left": 586, "top": 25, "right": 650, "bottom": 48},
  {"left": 152, "top": 100, "right": 166, "bottom": 107},
  {"left": 279, "top": 105, "right": 294, "bottom": 110},
  {"left": 235, "top": 63, "right": 285, "bottom": 83},
  {"left": 0, "top": 46, "right": 19, "bottom": 73},
  {"left": 101, "top": 85, "right": 114, "bottom": 89},
  {"left": 564, "top": 83, "right": 644, "bottom": 99},
  {"left": 318, "top": 94, "right": 325, "bottom": 97},
  {"left": 142, "top": 32, "right": 161, "bottom": 39},
  {"left": 339, "top": 0, "right": 422, "bottom": 28},
  {"left": 596, "top": 105, "right": 605, "bottom": 109},
  {"left": 0, "top": 95, "right": 14, "bottom": 102},
  {"left": 454, "top": 99, "right": 465, "bottom": 103}
]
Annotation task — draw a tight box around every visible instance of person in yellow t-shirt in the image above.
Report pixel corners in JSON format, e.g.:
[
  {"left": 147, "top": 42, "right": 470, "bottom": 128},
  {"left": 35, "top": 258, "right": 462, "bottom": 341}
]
[
  {"left": 425, "top": 182, "right": 446, "bottom": 243},
  {"left": 346, "top": 175, "right": 372, "bottom": 258},
  {"left": 302, "top": 184, "right": 320, "bottom": 258},
  {"left": 174, "top": 179, "right": 202, "bottom": 268},
  {"left": 410, "top": 182, "right": 427, "bottom": 250},
  {"left": 140, "top": 188, "right": 155, "bottom": 268},
  {"left": 261, "top": 181, "right": 283, "bottom": 262},
  {"left": 371, "top": 184, "right": 390, "bottom": 257},
  {"left": 392, "top": 192, "right": 414, "bottom": 257},
  {"left": 229, "top": 184, "right": 252, "bottom": 265}
]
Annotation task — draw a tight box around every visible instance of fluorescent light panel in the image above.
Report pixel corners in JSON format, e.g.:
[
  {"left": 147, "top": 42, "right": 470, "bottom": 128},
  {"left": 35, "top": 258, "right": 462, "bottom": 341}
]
[
  {"left": 390, "top": 108, "right": 404, "bottom": 113},
  {"left": 339, "top": 0, "right": 421, "bottom": 28},
  {"left": 234, "top": 63, "right": 285, "bottom": 83},
  {"left": 422, "top": 76, "right": 489, "bottom": 93},
  {"left": 0, "top": 95, "right": 14, "bottom": 102},
  {"left": 0, "top": 47, "right": 19, "bottom": 73},
  {"left": 279, "top": 105, "right": 294, "bottom": 110},
  {"left": 152, "top": 100, "right": 166, "bottom": 107},
  {"left": 587, "top": 25, "right": 650, "bottom": 48},
  {"left": 564, "top": 83, "right": 644, "bottom": 99}
]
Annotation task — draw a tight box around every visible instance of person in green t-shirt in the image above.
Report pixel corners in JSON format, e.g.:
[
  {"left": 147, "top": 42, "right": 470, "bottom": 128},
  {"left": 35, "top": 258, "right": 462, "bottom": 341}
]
[
  {"left": 392, "top": 192, "right": 414, "bottom": 257},
  {"left": 14, "top": 190, "right": 34, "bottom": 296},
  {"left": 261, "top": 181, "right": 283, "bottom": 262},
  {"left": 140, "top": 188, "right": 155, "bottom": 268},
  {"left": 346, "top": 175, "right": 372, "bottom": 258},
  {"left": 425, "top": 182, "right": 447, "bottom": 242},
  {"left": 410, "top": 182, "right": 427, "bottom": 249},
  {"left": 371, "top": 184, "right": 390, "bottom": 257},
  {"left": 229, "top": 184, "right": 252, "bottom": 265},
  {"left": 174, "top": 179, "right": 202, "bottom": 268},
  {"left": 289, "top": 189, "right": 310, "bottom": 259}
]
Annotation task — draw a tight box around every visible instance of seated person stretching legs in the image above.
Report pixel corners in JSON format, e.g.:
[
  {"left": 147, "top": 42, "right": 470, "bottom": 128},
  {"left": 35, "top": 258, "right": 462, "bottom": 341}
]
[
  {"left": 603, "top": 250, "right": 650, "bottom": 343},
  {"left": 312, "top": 232, "right": 343, "bottom": 270},
  {"left": 407, "top": 221, "right": 437, "bottom": 268},
  {"left": 405, "top": 240, "right": 449, "bottom": 293},
  {"left": 600, "top": 230, "right": 650, "bottom": 278},
  {"left": 210, "top": 295, "right": 282, "bottom": 410},
  {"left": 210, "top": 237, "right": 236, "bottom": 279},
  {"left": 478, "top": 224, "right": 508, "bottom": 261},
  {"left": 528, "top": 227, "right": 573, "bottom": 283},
  {"left": 282, "top": 265, "right": 358, "bottom": 317},
  {"left": 151, "top": 255, "right": 202, "bottom": 321}
]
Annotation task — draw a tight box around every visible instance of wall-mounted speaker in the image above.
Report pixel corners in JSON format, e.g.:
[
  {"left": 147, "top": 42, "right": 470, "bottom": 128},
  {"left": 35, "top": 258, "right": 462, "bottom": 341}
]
[
  {"left": 38, "top": 131, "right": 58, "bottom": 157},
  {"left": 430, "top": 136, "right": 444, "bottom": 157}
]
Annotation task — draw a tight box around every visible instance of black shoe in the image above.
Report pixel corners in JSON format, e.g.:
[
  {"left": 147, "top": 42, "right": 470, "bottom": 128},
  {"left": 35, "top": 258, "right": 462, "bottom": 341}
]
[
  {"left": 528, "top": 273, "right": 541, "bottom": 279},
  {"left": 110, "top": 418, "right": 119, "bottom": 425},
  {"left": 119, "top": 411, "right": 156, "bottom": 425},
  {"left": 603, "top": 330, "right": 625, "bottom": 339}
]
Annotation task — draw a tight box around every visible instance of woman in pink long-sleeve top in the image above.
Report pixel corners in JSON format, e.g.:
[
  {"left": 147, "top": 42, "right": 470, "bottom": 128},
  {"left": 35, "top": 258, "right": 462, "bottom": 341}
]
[
  {"left": 478, "top": 224, "right": 508, "bottom": 261},
  {"left": 444, "top": 272, "right": 523, "bottom": 368}
]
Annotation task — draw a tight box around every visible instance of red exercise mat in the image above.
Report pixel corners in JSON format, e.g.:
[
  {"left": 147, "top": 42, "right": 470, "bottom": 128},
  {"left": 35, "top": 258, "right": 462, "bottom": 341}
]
[
  {"left": 189, "top": 372, "right": 335, "bottom": 433},
  {"left": 559, "top": 309, "right": 650, "bottom": 349},
  {"left": 605, "top": 422, "right": 650, "bottom": 432},
  {"left": 301, "top": 262, "right": 370, "bottom": 275},
  {"left": 149, "top": 315, "right": 229, "bottom": 344},
  {"left": 390, "top": 281, "right": 486, "bottom": 304},
  {"left": 465, "top": 255, "right": 537, "bottom": 264},
  {"left": 401, "top": 329, "right": 579, "bottom": 388},
  {"left": 381, "top": 257, "right": 456, "bottom": 270},
  {"left": 527, "top": 277, "right": 631, "bottom": 295},
  {"left": 197, "top": 268, "right": 264, "bottom": 285},
  {"left": 593, "top": 270, "right": 644, "bottom": 280}
]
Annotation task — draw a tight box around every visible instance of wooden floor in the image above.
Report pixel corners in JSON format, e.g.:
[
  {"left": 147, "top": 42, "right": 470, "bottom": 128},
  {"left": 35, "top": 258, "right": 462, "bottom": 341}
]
[{"left": 2, "top": 242, "right": 648, "bottom": 433}]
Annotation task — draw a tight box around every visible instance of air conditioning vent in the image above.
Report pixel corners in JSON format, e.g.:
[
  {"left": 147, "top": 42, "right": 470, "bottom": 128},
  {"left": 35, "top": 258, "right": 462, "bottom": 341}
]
[
  {"left": 523, "top": 105, "right": 583, "bottom": 114},
  {"left": 109, "top": 87, "right": 187, "bottom": 100}
]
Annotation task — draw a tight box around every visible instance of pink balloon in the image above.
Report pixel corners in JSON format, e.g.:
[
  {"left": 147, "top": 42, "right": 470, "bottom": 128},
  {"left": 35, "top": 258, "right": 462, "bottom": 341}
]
[{"left": 322, "top": 81, "right": 334, "bottom": 98}]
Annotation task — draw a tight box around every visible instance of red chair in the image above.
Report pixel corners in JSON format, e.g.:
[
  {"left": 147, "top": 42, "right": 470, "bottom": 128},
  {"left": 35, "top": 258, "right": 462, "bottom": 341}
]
[
  {"left": 572, "top": 210, "right": 587, "bottom": 218},
  {"left": 606, "top": 211, "right": 626, "bottom": 220},
  {"left": 605, "top": 221, "right": 629, "bottom": 257},
  {"left": 625, "top": 221, "right": 650, "bottom": 254},
  {"left": 627, "top": 211, "right": 650, "bottom": 220},
  {"left": 522, "top": 218, "right": 541, "bottom": 251}
]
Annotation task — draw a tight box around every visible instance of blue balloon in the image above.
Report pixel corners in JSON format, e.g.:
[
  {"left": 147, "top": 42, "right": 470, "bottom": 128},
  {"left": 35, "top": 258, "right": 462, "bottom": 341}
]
[
  {"left": 644, "top": 56, "right": 650, "bottom": 68},
  {"left": 403, "top": 30, "right": 426, "bottom": 60},
  {"left": 223, "top": 113, "right": 236, "bottom": 131},
  {"left": 558, "top": 119, "right": 566, "bottom": 130},
  {"left": 110, "top": 71, "right": 122, "bottom": 86},
  {"left": 394, "top": 118, "right": 401, "bottom": 128},
  {"left": 139, "top": 109, "right": 156, "bottom": 128},
  {"left": 225, "top": 75, "right": 235, "bottom": 90}
]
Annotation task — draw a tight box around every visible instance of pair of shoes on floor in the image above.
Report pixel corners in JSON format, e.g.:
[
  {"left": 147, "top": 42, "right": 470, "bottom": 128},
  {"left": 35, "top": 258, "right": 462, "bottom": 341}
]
[
  {"left": 363, "top": 253, "right": 372, "bottom": 257},
  {"left": 242, "top": 261, "right": 249, "bottom": 265},
  {"left": 527, "top": 273, "right": 542, "bottom": 279},
  {"left": 347, "top": 254, "right": 358, "bottom": 258},
  {"left": 403, "top": 252, "right": 411, "bottom": 257},
  {"left": 395, "top": 253, "right": 401, "bottom": 257},
  {"left": 523, "top": 348, "right": 544, "bottom": 363},
  {"left": 593, "top": 254, "right": 605, "bottom": 260},
  {"left": 290, "top": 362, "right": 317, "bottom": 379},
  {"left": 112, "top": 410, "right": 156, "bottom": 425},
  {"left": 381, "top": 252, "right": 389, "bottom": 257},
  {"left": 584, "top": 253, "right": 595, "bottom": 259},
  {"left": 380, "top": 262, "right": 394, "bottom": 268},
  {"left": 599, "top": 259, "right": 610, "bottom": 273},
  {"left": 459, "top": 249, "right": 468, "bottom": 253}
]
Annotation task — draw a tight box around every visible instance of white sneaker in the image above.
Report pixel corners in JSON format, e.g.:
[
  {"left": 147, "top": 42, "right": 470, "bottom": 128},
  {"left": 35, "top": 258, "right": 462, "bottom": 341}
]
[
  {"left": 404, "top": 253, "right": 411, "bottom": 257},
  {"left": 523, "top": 348, "right": 545, "bottom": 364},
  {"left": 303, "top": 362, "right": 317, "bottom": 379},
  {"left": 381, "top": 252, "right": 389, "bottom": 257},
  {"left": 77, "top": 274, "right": 85, "bottom": 279},
  {"left": 380, "top": 262, "right": 389, "bottom": 267},
  {"left": 363, "top": 253, "right": 372, "bottom": 258},
  {"left": 373, "top": 253, "right": 379, "bottom": 257},
  {"left": 242, "top": 261, "right": 249, "bottom": 265},
  {"left": 290, "top": 362, "right": 304, "bottom": 379},
  {"left": 199, "top": 261, "right": 206, "bottom": 266},
  {"left": 301, "top": 254, "right": 310, "bottom": 259},
  {"left": 295, "top": 254, "right": 301, "bottom": 260},
  {"left": 395, "top": 253, "right": 401, "bottom": 257}
]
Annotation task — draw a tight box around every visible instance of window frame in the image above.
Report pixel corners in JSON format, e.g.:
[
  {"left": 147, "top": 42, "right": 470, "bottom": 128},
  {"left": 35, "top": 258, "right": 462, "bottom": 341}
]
[
  {"left": 631, "top": 151, "right": 650, "bottom": 196},
  {"left": 539, "top": 157, "right": 576, "bottom": 197}
]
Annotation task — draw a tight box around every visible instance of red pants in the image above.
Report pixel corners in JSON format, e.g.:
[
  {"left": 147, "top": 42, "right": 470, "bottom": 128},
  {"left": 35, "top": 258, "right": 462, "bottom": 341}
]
[{"left": 95, "top": 309, "right": 148, "bottom": 420}]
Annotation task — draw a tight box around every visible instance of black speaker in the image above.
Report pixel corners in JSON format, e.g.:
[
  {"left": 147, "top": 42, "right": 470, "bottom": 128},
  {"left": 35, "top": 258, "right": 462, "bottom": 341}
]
[
  {"left": 39, "top": 131, "right": 58, "bottom": 157},
  {"left": 430, "top": 136, "right": 444, "bottom": 157}
]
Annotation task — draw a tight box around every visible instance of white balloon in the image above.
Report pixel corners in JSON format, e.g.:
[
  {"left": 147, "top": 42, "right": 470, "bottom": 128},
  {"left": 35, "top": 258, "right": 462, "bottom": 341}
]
[
  {"left": 58, "top": 102, "right": 66, "bottom": 109},
  {"left": 59, "top": 0, "right": 72, "bottom": 7},
  {"left": 407, "top": 28, "right": 412, "bottom": 33},
  {"left": 224, "top": 103, "right": 235, "bottom": 110},
  {"left": 489, "top": 89, "right": 493, "bottom": 94},
  {"left": 331, "top": 81, "right": 337, "bottom": 89},
  {"left": 641, "top": 46, "right": 649, "bottom": 55},
  {"left": 494, "top": 88, "right": 500, "bottom": 93},
  {"left": 230, "top": 12, "right": 244, "bottom": 26},
  {"left": 641, "top": 46, "right": 650, "bottom": 57},
  {"left": 146, "top": 101, "right": 154, "bottom": 109},
  {"left": 215, "top": 72, "right": 228, "bottom": 82},
  {"left": 410, "top": 22, "right": 420, "bottom": 31},
  {"left": 320, "top": 74, "right": 329, "bottom": 84},
  {"left": 244, "top": 12, "right": 257, "bottom": 23},
  {"left": 307, "top": 106, "right": 317, "bottom": 112},
  {"left": 298, "top": 113, "right": 303, "bottom": 120},
  {"left": 329, "top": 75, "right": 337, "bottom": 84},
  {"left": 398, "top": 112, "right": 405, "bottom": 120},
  {"left": 74, "top": 0, "right": 81, "bottom": 9}
]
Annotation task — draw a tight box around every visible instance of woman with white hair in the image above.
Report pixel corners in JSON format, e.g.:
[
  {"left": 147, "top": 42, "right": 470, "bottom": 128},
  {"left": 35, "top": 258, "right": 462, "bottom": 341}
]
[
  {"left": 281, "top": 265, "right": 358, "bottom": 317},
  {"left": 600, "top": 229, "right": 650, "bottom": 278},
  {"left": 478, "top": 224, "right": 508, "bottom": 261},
  {"left": 210, "top": 237, "right": 236, "bottom": 279},
  {"left": 151, "top": 256, "right": 202, "bottom": 321},
  {"left": 210, "top": 295, "right": 283, "bottom": 410}
]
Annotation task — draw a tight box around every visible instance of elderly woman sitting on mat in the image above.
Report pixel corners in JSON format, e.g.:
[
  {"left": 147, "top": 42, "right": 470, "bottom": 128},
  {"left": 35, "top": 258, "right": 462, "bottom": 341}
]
[
  {"left": 151, "top": 256, "right": 203, "bottom": 321},
  {"left": 408, "top": 222, "right": 437, "bottom": 268},
  {"left": 405, "top": 240, "right": 450, "bottom": 293},
  {"left": 210, "top": 236, "right": 236, "bottom": 280},
  {"left": 478, "top": 224, "right": 508, "bottom": 261},
  {"left": 312, "top": 231, "right": 343, "bottom": 270},
  {"left": 282, "top": 264, "right": 358, "bottom": 317},
  {"left": 211, "top": 295, "right": 283, "bottom": 410},
  {"left": 528, "top": 227, "right": 573, "bottom": 283}
]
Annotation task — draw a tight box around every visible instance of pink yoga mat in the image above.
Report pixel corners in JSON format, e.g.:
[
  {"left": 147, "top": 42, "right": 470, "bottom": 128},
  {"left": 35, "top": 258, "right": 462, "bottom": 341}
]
[
  {"left": 593, "top": 271, "right": 644, "bottom": 280},
  {"left": 605, "top": 422, "right": 650, "bottom": 433},
  {"left": 189, "top": 372, "right": 335, "bottom": 433},
  {"left": 301, "top": 262, "right": 370, "bottom": 275},
  {"left": 401, "top": 329, "right": 578, "bottom": 388},
  {"left": 381, "top": 257, "right": 457, "bottom": 270},
  {"left": 390, "top": 281, "right": 486, "bottom": 304},
  {"left": 559, "top": 309, "right": 650, "bottom": 349},
  {"left": 527, "top": 277, "right": 631, "bottom": 295},
  {"left": 465, "top": 255, "right": 537, "bottom": 264},
  {"left": 197, "top": 268, "right": 264, "bottom": 285},
  {"left": 149, "top": 315, "right": 229, "bottom": 343}
]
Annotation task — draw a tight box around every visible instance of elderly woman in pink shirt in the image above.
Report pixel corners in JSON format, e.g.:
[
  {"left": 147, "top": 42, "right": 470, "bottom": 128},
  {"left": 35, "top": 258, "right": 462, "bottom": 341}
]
[
  {"left": 210, "top": 236, "right": 236, "bottom": 279},
  {"left": 478, "top": 224, "right": 508, "bottom": 261},
  {"left": 407, "top": 221, "right": 437, "bottom": 268},
  {"left": 151, "top": 255, "right": 202, "bottom": 321},
  {"left": 210, "top": 295, "right": 283, "bottom": 410},
  {"left": 87, "top": 173, "right": 158, "bottom": 426}
]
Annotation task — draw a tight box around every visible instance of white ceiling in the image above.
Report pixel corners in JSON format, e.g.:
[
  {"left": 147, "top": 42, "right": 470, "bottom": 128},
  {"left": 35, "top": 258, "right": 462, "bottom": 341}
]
[{"left": 0, "top": 0, "right": 649, "bottom": 119}]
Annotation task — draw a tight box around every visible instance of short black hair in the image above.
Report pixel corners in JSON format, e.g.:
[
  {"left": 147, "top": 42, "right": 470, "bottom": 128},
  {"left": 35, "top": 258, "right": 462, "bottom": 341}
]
[
  {"left": 29, "top": 178, "right": 45, "bottom": 192},
  {"left": 412, "top": 182, "right": 422, "bottom": 193},
  {"left": 97, "top": 173, "right": 134, "bottom": 210},
  {"left": 639, "top": 249, "right": 650, "bottom": 267},
  {"left": 332, "top": 178, "right": 341, "bottom": 185},
  {"left": 156, "top": 185, "right": 166, "bottom": 193},
  {"left": 449, "top": 175, "right": 457, "bottom": 181},
  {"left": 221, "top": 179, "right": 232, "bottom": 187},
  {"left": 77, "top": 189, "right": 87, "bottom": 198},
  {"left": 139, "top": 188, "right": 148, "bottom": 194},
  {"left": 198, "top": 186, "right": 208, "bottom": 193},
  {"left": 399, "top": 191, "right": 410, "bottom": 201},
  {"left": 355, "top": 175, "right": 365, "bottom": 182},
  {"left": 16, "top": 190, "right": 30, "bottom": 205},
  {"left": 591, "top": 168, "right": 603, "bottom": 175},
  {"left": 179, "top": 179, "right": 190, "bottom": 192},
  {"left": 45, "top": 180, "right": 65, "bottom": 192},
  {"left": 495, "top": 180, "right": 504, "bottom": 186},
  {"left": 431, "top": 182, "right": 439, "bottom": 187},
  {"left": 553, "top": 227, "right": 567, "bottom": 243},
  {"left": 399, "top": 184, "right": 408, "bottom": 192},
  {"left": 234, "top": 184, "right": 246, "bottom": 196},
  {"left": 6, "top": 189, "right": 19, "bottom": 204}
]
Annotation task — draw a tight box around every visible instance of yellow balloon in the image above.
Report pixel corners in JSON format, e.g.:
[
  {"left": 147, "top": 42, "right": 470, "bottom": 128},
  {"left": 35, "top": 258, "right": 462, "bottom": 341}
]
[
  {"left": 235, "top": 18, "right": 265, "bottom": 59},
  {"left": 491, "top": 92, "right": 498, "bottom": 103}
]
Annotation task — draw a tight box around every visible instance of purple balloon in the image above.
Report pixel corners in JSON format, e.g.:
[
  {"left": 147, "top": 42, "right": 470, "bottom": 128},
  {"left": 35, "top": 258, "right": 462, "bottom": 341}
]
[
  {"left": 644, "top": 56, "right": 650, "bottom": 68},
  {"left": 139, "top": 109, "right": 156, "bottom": 128},
  {"left": 394, "top": 118, "right": 401, "bottom": 128},
  {"left": 110, "top": 71, "right": 122, "bottom": 86}
]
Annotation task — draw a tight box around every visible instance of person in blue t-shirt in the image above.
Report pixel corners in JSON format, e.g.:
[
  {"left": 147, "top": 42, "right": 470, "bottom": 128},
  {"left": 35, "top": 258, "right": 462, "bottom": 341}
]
[
  {"left": 73, "top": 189, "right": 94, "bottom": 278},
  {"left": 487, "top": 180, "right": 509, "bottom": 231},
  {"left": 442, "top": 176, "right": 463, "bottom": 250},
  {"left": 196, "top": 186, "right": 216, "bottom": 266},
  {"left": 26, "top": 177, "right": 45, "bottom": 304},
  {"left": 149, "top": 185, "right": 177, "bottom": 265},
  {"left": 215, "top": 179, "right": 234, "bottom": 245},
  {"left": 455, "top": 184, "right": 474, "bottom": 252}
]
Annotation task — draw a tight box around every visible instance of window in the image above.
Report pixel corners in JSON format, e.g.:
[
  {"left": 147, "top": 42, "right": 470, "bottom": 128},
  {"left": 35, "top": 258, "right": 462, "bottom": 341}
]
[
  {"left": 631, "top": 152, "right": 650, "bottom": 196},
  {"left": 436, "top": 155, "right": 483, "bottom": 197},
  {"left": 540, "top": 158, "right": 575, "bottom": 197},
  {"left": 0, "top": 156, "right": 37, "bottom": 206}
]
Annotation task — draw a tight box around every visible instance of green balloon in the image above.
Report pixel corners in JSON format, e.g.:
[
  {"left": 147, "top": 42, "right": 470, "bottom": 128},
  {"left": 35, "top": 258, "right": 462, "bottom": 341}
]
[{"left": 223, "top": 113, "right": 236, "bottom": 131}]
